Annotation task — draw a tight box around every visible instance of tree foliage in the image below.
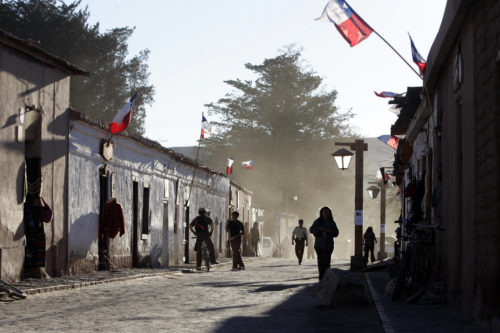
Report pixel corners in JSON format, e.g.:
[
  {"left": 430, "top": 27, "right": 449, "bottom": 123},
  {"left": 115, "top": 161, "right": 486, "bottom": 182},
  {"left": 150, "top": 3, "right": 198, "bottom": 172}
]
[
  {"left": 0, "top": 0, "right": 154, "bottom": 135},
  {"left": 204, "top": 47, "right": 355, "bottom": 214}
]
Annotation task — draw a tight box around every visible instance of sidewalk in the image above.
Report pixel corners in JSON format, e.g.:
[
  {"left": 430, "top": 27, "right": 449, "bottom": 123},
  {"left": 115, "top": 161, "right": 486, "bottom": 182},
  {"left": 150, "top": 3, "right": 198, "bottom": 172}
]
[
  {"left": 364, "top": 266, "right": 488, "bottom": 333},
  {"left": 9, "top": 256, "right": 265, "bottom": 296}
]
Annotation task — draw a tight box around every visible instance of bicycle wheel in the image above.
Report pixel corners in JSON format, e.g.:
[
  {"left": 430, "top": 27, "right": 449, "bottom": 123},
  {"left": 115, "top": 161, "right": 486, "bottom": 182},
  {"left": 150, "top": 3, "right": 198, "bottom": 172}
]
[
  {"left": 0, "top": 280, "right": 27, "bottom": 300},
  {"left": 392, "top": 253, "right": 410, "bottom": 301}
]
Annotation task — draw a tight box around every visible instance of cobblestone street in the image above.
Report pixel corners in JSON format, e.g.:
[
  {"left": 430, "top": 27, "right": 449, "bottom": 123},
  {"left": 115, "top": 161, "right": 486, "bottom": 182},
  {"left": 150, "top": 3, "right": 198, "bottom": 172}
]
[{"left": 0, "top": 258, "right": 383, "bottom": 333}]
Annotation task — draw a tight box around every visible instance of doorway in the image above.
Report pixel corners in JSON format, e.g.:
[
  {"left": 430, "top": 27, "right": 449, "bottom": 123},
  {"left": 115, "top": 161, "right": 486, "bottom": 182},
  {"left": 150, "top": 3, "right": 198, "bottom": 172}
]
[
  {"left": 98, "top": 170, "right": 109, "bottom": 270},
  {"left": 162, "top": 200, "right": 169, "bottom": 267},
  {"left": 132, "top": 180, "right": 139, "bottom": 267},
  {"left": 184, "top": 205, "right": 190, "bottom": 264}
]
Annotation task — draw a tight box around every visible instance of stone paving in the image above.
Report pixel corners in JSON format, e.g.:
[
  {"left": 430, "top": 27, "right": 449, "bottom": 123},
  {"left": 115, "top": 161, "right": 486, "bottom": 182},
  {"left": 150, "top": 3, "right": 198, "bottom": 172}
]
[
  {"left": 9, "top": 256, "right": 237, "bottom": 295},
  {"left": 1, "top": 257, "right": 487, "bottom": 333},
  {"left": 0, "top": 258, "right": 383, "bottom": 333}
]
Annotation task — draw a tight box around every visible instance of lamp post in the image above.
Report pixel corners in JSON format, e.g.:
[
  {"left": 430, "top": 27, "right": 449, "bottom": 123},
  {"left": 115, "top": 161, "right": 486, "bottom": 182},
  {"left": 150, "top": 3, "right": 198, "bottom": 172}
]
[
  {"left": 333, "top": 139, "right": 368, "bottom": 271},
  {"left": 368, "top": 181, "right": 387, "bottom": 260}
]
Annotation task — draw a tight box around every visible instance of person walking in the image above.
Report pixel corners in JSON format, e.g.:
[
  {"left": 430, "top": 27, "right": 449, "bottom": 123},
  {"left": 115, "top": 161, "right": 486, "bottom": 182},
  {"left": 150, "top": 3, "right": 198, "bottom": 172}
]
[
  {"left": 189, "top": 207, "right": 218, "bottom": 270},
  {"left": 250, "top": 222, "right": 260, "bottom": 256},
  {"left": 310, "top": 207, "right": 339, "bottom": 281},
  {"left": 292, "top": 219, "right": 308, "bottom": 265},
  {"left": 363, "top": 226, "right": 377, "bottom": 268},
  {"left": 227, "top": 211, "right": 245, "bottom": 271}
]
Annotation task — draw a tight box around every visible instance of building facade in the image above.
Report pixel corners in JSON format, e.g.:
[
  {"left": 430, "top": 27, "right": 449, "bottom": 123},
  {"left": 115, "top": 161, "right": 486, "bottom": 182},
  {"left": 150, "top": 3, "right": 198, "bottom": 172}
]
[
  {"left": 391, "top": 0, "right": 500, "bottom": 326},
  {"left": 0, "top": 30, "right": 87, "bottom": 281}
]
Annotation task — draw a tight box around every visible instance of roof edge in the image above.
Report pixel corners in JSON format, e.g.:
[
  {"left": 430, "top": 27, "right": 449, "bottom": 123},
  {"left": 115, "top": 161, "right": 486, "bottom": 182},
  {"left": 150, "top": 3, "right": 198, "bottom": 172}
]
[
  {"left": 424, "top": 0, "right": 474, "bottom": 89},
  {"left": 0, "top": 29, "right": 89, "bottom": 76}
]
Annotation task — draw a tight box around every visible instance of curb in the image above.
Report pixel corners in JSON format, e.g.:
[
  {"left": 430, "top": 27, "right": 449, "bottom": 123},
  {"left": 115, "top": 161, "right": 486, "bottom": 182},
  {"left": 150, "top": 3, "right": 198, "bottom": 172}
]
[
  {"left": 20, "top": 256, "right": 267, "bottom": 296},
  {"left": 363, "top": 272, "right": 395, "bottom": 333}
]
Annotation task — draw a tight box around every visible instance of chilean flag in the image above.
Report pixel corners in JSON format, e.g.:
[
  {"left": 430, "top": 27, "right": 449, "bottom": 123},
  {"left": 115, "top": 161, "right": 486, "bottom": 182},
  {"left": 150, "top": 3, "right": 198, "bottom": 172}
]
[
  {"left": 226, "top": 158, "right": 234, "bottom": 175},
  {"left": 378, "top": 135, "right": 399, "bottom": 149},
  {"left": 409, "top": 34, "right": 426, "bottom": 73},
  {"left": 201, "top": 114, "right": 211, "bottom": 139},
  {"left": 317, "top": 0, "right": 373, "bottom": 47},
  {"left": 110, "top": 92, "right": 137, "bottom": 134},
  {"left": 241, "top": 159, "right": 254, "bottom": 170},
  {"left": 374, "top": 91, "right": 401, "bottom": 98}
]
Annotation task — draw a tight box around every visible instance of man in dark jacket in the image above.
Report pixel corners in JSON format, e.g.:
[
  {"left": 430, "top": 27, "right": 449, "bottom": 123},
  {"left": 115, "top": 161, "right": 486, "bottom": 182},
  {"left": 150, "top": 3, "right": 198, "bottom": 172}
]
[
  {"left": 226, "top": 211, "right": 245, "bottom": 271},
  {"left": 189, "top": 207, "right": 218, "bottom": 270}
]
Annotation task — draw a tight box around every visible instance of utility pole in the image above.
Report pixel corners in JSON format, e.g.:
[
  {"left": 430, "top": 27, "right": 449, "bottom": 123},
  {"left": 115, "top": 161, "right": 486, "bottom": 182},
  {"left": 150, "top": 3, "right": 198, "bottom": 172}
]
[{"left": 334, "top": 139, "right": 368, "bottom": 271}]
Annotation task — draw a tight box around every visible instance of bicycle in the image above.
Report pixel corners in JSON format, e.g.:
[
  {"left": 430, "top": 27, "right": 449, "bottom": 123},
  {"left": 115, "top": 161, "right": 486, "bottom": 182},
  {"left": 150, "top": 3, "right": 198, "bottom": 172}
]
[
  {"left": 192, "top": 236, "right": 210, "bottom": 272},
  {"left": 392, "top": 223, "right": 443, "bottom": 302},
  {"left": 0, "top": 279, "right": 27, "bottom": 300}
]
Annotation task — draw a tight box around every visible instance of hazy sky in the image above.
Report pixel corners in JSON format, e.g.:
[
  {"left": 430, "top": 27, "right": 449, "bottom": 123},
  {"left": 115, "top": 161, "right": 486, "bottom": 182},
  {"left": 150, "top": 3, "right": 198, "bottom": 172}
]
[{"left": 73, "top": 0, "right": 447, "bottom": 147}]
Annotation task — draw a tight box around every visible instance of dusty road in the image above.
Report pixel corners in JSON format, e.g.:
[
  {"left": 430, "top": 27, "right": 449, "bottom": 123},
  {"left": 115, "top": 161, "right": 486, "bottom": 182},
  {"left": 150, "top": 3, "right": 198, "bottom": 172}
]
[{"left": 0, "top": 258, "right": 383, "bottom": 333}]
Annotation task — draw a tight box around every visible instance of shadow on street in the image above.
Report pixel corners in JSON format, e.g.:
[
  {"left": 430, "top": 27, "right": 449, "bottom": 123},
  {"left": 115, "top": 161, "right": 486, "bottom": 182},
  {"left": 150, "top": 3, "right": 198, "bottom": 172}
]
[{"left": 212, "top": 284, "right": 384, "bottom": 333}]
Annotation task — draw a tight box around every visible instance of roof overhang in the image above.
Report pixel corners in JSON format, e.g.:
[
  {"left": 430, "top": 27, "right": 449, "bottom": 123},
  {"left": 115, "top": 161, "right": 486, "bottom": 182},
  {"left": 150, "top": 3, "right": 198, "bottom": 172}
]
[{"left": 0, "top": 29, "right": 89, "bottom": 76}]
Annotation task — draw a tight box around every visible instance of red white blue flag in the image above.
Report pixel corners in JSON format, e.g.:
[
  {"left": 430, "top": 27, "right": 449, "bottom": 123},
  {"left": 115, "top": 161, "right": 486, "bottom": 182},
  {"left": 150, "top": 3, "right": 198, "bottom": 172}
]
[
  {"left": 226, "top": 158, "right": 234, "bottom": 175},
  {"left": 409, "top": 34, "right": 426, "bottom": 73},
  {"left": 110, "top": 92, "right": 137, "bottom": 134},
  {"left": 317, "top": 0, "right": 373, "bottom": 47},
  {"left": 378, "top": 135, "right": 398, "bottom": 149},
  {"left": 201, "top": 114, "right": 211, "bottom": 139},
  {"left": 241, "top": 159, "right": 254, "bottom": 170},
  {"left": 374, "top": 91, "right": 401, "bottom": 98}
]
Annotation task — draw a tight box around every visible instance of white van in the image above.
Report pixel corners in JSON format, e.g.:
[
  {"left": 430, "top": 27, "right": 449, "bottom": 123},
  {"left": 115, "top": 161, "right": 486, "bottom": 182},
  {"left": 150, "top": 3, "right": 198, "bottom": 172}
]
[{"left": 262, "top": 237, "right": 276, "bottom": 257}]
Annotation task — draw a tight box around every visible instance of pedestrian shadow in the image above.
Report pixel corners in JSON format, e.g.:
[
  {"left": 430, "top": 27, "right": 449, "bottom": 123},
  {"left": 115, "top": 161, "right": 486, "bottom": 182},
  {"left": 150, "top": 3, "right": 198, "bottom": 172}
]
[
  {"left": 257, "top": 265, "right": 294, "bottom": 268},
  {"left": 196, "top": 304, "right": 254, "bottom": 312},
  {"left": 190, "top": 281, "right": 261, "bottom": 288},
  {"left": 212, "top": 285, "right": 383, "bottom": 333},
  {"left": 250, "top": 283, "right": 306, "bottom": 293}
]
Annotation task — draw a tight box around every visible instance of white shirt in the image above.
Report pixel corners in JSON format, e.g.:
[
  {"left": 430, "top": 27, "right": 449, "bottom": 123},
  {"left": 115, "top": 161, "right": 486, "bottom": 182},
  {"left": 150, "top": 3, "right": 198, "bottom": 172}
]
[{"left": 292, "top": 226, "right": 308, "bottom": 240}]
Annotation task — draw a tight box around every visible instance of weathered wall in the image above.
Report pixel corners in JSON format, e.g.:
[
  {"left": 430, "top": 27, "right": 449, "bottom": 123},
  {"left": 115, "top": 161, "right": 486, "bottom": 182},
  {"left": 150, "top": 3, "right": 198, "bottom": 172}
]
[
  {"left": 472, "top": 0, "right": 500, "bottom": 322},
  {"left": 0, "top": 44, "right": 70, "bottom": 281},
  {"left": 68, "top": 120, "right": 230, "bottom": 272},
  {"left": 430, "top": 0, "right": 500, "bottom": 324}
]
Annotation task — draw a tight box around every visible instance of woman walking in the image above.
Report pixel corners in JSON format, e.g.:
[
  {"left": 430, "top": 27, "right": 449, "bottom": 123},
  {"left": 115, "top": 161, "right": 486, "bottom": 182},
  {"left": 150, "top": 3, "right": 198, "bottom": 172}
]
[
  {"left": 363, "top": 226, "right": 377, "bottom": 267},
  {"left": 310, "top": 207, "right": 339, "bottom": 281}
]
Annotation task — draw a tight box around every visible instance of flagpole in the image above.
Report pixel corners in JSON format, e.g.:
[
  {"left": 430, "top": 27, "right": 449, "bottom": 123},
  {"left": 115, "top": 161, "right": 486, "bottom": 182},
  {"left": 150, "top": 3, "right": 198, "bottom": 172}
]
[
  {"left": 370, "top": 29, "right": 423, "bottom": 79},
  {"left": 186, "top": 129, "right": 203, "bottom": 207}
]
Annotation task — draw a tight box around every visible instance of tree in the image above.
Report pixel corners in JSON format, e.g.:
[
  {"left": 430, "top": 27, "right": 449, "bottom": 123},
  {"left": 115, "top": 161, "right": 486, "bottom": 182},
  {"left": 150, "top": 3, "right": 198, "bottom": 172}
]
[
  {"left": 204, "top": 46, "right": 355, "bottom": 215},
  {"left": 0, "top": 0, "right": 154, "bottom": 135}
]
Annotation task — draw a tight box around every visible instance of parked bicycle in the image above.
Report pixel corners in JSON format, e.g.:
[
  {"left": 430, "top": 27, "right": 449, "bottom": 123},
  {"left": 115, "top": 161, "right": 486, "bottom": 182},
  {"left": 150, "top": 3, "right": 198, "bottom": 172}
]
[
  {"left": 0, "top": 279, "right": 27, "bottom": 300},
  {"left": 192, "top": 236, "right": 210, "bottom": 272},
  {"left": 392, "top": 222, "right": 443, "bottom": 301}
]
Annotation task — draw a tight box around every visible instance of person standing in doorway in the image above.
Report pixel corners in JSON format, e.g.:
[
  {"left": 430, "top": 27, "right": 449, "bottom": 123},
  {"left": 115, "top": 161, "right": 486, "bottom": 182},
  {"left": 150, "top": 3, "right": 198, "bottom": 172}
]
[
  {"left": 310, "top": 207, "right": 339, "bottom": 281},
  {"left": 363, "top": 226, "right": 377, "bottom": 268},
  {"left": 292, "top": 219, "right": 308, "bottom": 265},
  {"left": 250, "top": 222, "right": 260, "bottom": 256},
  {"left": 189, "top": 207, "right": 218, "bottom": 270},
  {"left": 227, "top": 211, "right": 245, "bottom": 271}
]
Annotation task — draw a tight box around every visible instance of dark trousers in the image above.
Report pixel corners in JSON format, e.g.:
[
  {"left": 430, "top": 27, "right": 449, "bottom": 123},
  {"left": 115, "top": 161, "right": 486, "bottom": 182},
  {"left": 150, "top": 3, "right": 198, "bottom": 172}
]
[
  {"left": 251, "top": 240, "right": 259, "bottom": 256},
  {"left": 294, "top": 239, "right": 305, "bottom": 264},
  {"left": 315, "top": 247, "right": 333, "bottom": 281},
  {"left": 230, "top": 237, "right": 245, "bottom": 268},
  {"left": 364, "top": 245, "right": 375, "bottom": 266},
  {"left": 195, "top": 233, "right": 216, "bottom": 267}
]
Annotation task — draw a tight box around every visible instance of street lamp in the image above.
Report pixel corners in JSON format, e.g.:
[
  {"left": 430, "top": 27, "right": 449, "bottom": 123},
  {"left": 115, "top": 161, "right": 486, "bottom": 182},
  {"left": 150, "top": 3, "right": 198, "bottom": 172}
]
[
  {"left": 331, "top": 148, "right": 354, "bottom": 170},
  {"left": 333, "top": 140, "right": 368, "bottom": 271},
  {"left": 366, "top": 185, "right": 380, "bottom": 199}
]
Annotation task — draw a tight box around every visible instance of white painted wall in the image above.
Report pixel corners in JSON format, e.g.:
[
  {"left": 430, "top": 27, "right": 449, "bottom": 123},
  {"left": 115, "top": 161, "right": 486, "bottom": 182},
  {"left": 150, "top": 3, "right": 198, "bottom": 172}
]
[{"left": 68, "top": 119, "right": 230, "bottom": 272}]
